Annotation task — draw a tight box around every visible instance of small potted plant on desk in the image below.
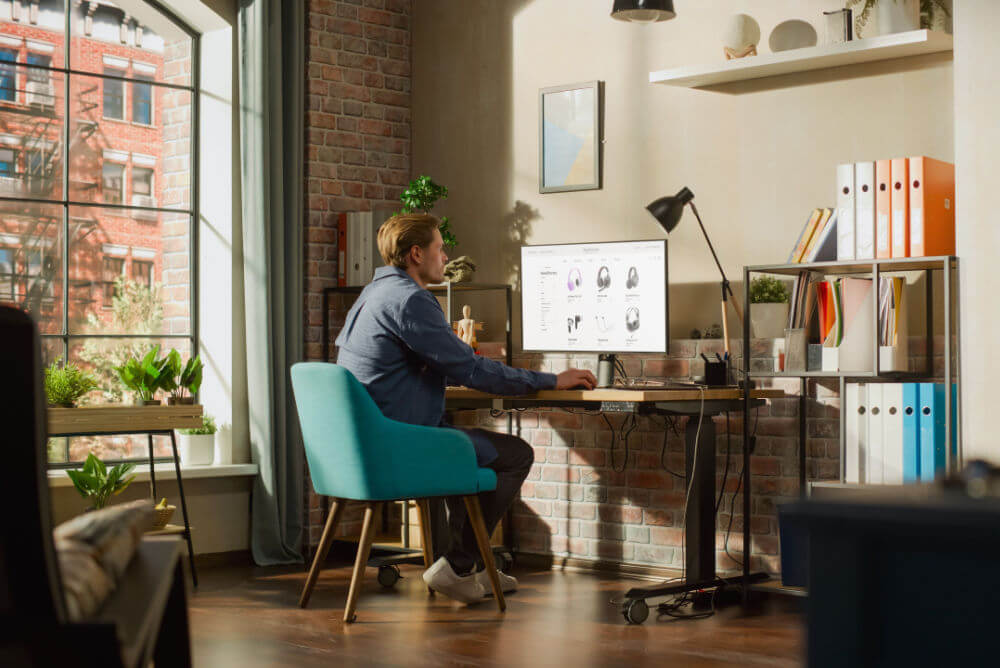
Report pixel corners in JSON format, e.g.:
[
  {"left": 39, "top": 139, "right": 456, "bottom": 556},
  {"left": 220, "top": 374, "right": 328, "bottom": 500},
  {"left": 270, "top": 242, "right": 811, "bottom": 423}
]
[
  {"left": 65, "top": 453, "right": 137, "bottom": 510},
  {"left": 749, "top": 276, "right": 791, "bottom": 340},
  {"left": 177, "top": 414, "right": 216, "bottom": 466},
  {"left": 115, "top": 346, "right": 169, "bottom": 405},
  {"left": 44, "top": 359, "right": 98, "bottom": 408}
]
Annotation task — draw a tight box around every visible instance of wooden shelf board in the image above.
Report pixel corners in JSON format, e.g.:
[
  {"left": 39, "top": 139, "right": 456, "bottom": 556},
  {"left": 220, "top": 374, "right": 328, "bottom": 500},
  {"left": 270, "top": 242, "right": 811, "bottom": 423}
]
[
  {"left": 146, "top": 524, "right": 186, "bottom": 536},
  {"left": 48, "top": 404, "right": 204, "bottom": 436},
  {"left": 650, "top": 29, "right": 953, "bottom": 88},
  {"left": 746, "top": 255, "right": 955, "bottom": 277}
]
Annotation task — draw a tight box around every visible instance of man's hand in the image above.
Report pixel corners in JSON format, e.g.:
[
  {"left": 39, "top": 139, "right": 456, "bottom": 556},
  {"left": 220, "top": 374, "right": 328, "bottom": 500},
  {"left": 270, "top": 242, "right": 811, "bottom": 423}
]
[{"left": 555, "top": 368, "right": 597, "bottom": 390}]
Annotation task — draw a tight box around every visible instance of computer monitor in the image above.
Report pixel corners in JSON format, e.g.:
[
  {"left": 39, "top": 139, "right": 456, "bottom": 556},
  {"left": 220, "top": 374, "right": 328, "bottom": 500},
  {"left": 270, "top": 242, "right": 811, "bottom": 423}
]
[{"left": 520, "top": 240, "right": 668, "bottom": 353}]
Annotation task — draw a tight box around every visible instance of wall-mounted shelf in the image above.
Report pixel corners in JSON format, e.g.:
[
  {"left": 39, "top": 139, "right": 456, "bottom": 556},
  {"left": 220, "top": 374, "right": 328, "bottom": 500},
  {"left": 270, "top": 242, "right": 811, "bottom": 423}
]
[{"left": 650, "top": 29, "right": 953, "bottom": 89}]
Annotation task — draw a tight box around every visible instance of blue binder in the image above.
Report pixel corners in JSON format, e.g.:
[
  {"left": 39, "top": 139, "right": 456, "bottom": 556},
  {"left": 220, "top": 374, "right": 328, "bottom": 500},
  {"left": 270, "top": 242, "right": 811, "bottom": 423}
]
[
  {"left": 902, "top": 383, "right": 920, "bottom": 483},
  {"left": 919, "top": 383, "right": 947, "bottom": 481}
]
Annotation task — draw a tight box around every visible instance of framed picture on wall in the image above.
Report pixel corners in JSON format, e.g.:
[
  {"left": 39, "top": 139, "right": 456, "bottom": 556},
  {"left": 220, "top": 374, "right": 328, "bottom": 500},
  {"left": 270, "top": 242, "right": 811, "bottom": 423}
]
[{"left": 539, "top": 80, "right": 603, "bottom": 194}]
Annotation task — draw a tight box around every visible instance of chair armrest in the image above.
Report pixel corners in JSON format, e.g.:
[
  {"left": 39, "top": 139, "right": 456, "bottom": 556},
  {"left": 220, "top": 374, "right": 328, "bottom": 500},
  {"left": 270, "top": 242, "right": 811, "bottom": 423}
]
[{"left": 374, "top": 419, "right": 485, "bottom": 499}]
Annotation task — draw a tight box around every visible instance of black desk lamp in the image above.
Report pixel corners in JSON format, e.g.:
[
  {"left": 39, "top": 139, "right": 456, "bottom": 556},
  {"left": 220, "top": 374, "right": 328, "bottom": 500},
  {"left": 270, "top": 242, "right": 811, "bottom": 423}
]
[{"left": 647, "top": 187, "right": 744, "bottom": 355}]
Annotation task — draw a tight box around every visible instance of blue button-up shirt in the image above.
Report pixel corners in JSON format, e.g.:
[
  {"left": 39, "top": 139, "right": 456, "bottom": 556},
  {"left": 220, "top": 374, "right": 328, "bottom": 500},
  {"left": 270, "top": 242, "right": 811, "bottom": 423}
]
[{"left": 335, "top": 266, "right": 557, "bottom": 463}]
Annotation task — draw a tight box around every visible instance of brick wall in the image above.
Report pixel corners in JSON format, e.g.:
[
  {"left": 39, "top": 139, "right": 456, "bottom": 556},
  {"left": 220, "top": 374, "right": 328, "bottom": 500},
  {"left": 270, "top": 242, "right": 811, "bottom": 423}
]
[{"left": 303, "top": 0, "right": 413, "bottom": 547}]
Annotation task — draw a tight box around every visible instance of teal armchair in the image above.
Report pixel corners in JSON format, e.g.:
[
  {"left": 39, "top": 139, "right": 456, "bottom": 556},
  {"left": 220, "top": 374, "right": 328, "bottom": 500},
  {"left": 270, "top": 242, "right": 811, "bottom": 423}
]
[{"left": 290, "top": 362, "right": 506, "bottom": 622}]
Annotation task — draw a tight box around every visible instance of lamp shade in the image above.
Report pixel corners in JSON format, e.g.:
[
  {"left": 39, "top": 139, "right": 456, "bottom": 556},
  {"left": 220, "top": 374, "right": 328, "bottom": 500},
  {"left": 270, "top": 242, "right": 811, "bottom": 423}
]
[
  {"left": 646, "top": 187, "right": 694, "bottom": 234},
  {"left": 611, "top": 0, "right": 676, "bottom": 23}
]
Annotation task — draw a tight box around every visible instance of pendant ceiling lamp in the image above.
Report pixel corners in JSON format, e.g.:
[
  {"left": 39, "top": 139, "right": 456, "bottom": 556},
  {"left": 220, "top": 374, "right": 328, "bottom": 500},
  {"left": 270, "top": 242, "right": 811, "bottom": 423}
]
[{"left": 611, "top": 0, "right": 676, "bottom": 24}]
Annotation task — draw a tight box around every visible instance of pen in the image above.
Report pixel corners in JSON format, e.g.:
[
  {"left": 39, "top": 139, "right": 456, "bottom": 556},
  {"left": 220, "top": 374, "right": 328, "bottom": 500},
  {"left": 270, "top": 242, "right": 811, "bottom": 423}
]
[
  {"left": 715, "top": 353, "right": 723, "bottom": 362},
  {"left": 700, "top": 353, "right": 710, "bottom": 364}
]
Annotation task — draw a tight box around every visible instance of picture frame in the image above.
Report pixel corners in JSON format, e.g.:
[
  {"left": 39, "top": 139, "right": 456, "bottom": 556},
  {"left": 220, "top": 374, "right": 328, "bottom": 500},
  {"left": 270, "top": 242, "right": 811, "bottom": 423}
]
[{"left": 539, "top": 80, "right": 603, "bottom": 194}]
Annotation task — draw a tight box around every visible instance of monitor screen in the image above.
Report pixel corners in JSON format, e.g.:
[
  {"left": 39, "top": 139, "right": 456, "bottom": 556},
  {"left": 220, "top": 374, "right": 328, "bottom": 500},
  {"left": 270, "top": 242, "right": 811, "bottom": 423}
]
[{"left": 520, "top": 240, "right": 668, "bottom": 353}]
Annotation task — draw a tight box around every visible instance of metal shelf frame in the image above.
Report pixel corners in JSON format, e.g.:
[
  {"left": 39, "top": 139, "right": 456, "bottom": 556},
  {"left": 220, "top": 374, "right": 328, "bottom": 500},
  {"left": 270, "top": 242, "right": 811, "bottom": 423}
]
[{"left": 740, "top": 256, "right": 961, "bottom": 598}]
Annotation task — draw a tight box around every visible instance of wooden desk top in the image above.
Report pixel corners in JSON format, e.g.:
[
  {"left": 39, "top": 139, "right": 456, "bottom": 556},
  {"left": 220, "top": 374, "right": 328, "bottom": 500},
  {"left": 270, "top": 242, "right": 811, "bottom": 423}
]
[
  {"left": 48, "top": 404, "right": 204, "bottom": 436},
  {"left": 445, "top": 387, "right": 784, "bottom": 402}
]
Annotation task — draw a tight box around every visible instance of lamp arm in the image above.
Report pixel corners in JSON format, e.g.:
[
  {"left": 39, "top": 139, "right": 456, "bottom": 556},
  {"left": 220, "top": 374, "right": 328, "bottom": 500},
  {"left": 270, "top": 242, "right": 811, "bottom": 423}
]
[{"left": 688, "top": 201, "right": 744, "bottom": 325}]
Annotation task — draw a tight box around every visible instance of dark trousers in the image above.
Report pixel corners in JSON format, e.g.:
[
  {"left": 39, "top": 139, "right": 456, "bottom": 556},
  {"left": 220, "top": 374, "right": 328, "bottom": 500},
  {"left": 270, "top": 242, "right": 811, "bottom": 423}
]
[{"left": 427, "top": 428, "right": 534, "bottom": 575}]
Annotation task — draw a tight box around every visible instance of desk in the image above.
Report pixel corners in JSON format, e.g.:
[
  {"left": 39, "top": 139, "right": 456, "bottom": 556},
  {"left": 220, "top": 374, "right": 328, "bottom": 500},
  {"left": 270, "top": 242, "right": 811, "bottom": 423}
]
[
  {"left": 48, "top": 405, "right": 203, "bottom": 586},
  {"left": 444, "top": 385, "right": 784, "bottom": 623}
]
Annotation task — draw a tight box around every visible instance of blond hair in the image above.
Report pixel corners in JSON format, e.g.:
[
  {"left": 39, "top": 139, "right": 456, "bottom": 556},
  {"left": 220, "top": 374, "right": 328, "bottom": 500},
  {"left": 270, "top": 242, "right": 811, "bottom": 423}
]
[{"left": 377, "top": 213, "right": 440, "bottom": 268}]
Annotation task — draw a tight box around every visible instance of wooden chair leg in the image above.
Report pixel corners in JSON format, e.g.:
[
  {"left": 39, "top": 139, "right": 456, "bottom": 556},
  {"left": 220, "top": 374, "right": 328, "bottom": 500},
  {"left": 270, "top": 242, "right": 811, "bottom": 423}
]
[
  {"left": 416, "top": 499, "right": 435, "bottom": 595},
  {"left": 463, "top": 495, "right": 506, "bottom": 612},
  {"left": 299, "top": 498, "right": 346, "bottom": 608},
  {"left": 344, "top": 502, "right": 378, "bottom": 624}
]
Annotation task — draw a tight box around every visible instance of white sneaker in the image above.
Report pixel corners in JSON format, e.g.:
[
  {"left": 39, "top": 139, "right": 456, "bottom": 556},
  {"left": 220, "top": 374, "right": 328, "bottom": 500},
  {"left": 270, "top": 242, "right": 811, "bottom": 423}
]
[
  {"left": 422, "top": 557, "right": 486, "bottom": 604},
  {"left": 474, "top": 567, "right": 518, "bottom": 595}
]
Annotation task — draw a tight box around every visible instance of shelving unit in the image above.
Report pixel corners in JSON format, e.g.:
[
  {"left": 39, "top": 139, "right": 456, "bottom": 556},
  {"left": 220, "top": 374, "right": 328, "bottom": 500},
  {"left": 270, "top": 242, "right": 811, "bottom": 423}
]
[
  {"left": 650, "top": 29, "right": 953, "bottom": 89},
  {"left": 740, "top": 256, "right": 960, "bottom": 598}
]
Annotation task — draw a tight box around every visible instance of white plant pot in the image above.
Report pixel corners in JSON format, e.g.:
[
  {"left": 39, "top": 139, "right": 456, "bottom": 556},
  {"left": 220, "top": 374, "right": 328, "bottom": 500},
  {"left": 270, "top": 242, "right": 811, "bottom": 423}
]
[
  {"left": 177, "top": 433, "right": 214, "bottom": 466},
  {"left": 877, "top": 0, "right": 920, "bottom": 35},
  {"left": 750, "top": 303, "right": 790, "bottom": 339},
  {"left": 213, "top": 426, "right": 233, "bottom": 466}
]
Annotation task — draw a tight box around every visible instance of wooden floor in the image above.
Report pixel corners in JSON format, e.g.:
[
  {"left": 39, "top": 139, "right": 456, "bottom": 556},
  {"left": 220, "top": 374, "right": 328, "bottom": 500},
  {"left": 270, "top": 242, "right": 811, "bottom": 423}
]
[{"left": 189, "top": 560, "right": 805, "bottom": 667}]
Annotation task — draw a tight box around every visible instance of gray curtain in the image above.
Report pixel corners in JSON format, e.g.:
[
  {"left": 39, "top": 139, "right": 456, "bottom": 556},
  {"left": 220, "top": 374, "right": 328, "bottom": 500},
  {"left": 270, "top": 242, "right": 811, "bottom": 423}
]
[{"left": 238, "top": 0, "right": 305, "bottom": 565}]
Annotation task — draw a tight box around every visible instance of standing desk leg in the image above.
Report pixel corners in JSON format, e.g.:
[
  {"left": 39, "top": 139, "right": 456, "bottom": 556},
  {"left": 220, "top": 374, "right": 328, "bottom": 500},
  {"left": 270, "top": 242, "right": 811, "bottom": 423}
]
[
  {"left": 148, "top": 434, "right": 157, "bottom": 500},
  {"left": 800, "top": 378, "right": 808, "bottom": 496},
  {"left": 170, "top": 430, "right": 198, "bottom": 587}
]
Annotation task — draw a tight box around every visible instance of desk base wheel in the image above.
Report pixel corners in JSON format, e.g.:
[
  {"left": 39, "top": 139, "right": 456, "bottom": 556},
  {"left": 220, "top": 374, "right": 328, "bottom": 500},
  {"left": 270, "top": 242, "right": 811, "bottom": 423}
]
[
  {"left": 377, "top": 565, "right": 401, "bottom": 588},
  {"left": 622, "top": 599, "right": 649, "bottom": 625}
]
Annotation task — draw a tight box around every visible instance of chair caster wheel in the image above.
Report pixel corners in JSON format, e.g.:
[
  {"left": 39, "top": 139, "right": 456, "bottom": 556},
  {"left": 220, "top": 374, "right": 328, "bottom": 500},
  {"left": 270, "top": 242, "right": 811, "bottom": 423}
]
[
  {"left": 622, "top": 599, "right": 649, "bottom": 625},
  {"left": 494, "top": 551, "right": 513, "bottom": 572},
  {"left": 377, "top": 565, "right": 401, "bottom": 588}
]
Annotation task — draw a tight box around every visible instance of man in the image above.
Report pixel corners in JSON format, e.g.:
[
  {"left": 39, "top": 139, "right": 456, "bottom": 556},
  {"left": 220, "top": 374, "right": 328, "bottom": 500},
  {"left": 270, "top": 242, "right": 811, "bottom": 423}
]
[{"left": 336, "top": 213, "right": 596, "bottom": 604}]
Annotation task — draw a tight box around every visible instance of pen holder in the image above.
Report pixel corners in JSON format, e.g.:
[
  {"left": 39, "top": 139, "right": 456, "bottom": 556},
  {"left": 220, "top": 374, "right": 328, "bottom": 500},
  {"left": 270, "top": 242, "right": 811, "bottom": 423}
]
[{"left": 704, "top": 360, "right": 728, "bottom": 386}]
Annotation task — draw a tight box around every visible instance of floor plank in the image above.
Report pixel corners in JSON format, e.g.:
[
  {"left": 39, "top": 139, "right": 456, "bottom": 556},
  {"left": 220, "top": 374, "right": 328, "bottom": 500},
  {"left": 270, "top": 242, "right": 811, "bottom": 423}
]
[{"left": 189, "top": 560, "right": 805, "bottom": 667}]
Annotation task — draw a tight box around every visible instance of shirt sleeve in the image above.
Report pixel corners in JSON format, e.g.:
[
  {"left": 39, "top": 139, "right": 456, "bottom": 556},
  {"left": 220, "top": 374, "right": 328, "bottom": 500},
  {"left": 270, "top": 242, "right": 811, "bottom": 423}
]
[{"left": 399, "top": 290, "right": 556, "bottom": 395}]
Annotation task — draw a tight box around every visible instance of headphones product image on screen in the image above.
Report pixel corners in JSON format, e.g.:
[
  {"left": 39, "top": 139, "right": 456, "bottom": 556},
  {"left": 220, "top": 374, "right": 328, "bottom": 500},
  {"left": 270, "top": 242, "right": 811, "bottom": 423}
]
[
  {"left": 626, "top": 266, "right": 639, "bottom": 290},
  {"left": 625, "top": 306, "right": 640, "bottom": 332},
  {"left": 567, "top": 314, "right": 582, "bottom": 333},
  {"left": 596, "top": 266, "right": 611, "bottom": 291},
  {"left": 595, "top": 313, "right": 612, "bottom": 333},
  {"left": 567, "top": 268, "right": 582, "bottom": 292}
]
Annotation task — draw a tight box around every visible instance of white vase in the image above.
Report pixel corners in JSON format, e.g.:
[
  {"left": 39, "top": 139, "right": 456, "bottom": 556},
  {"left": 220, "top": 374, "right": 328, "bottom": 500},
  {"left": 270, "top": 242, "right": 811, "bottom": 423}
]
[
  {"left": 213, "top": 425, "right": 233, "bottom": 465},
  {"left": 877, "top": 0, "right": 920, "bottom": 35},
  {"left": 750, "top": 303, "right": 791, "bottom": 340},
  {"left": 177, "top": 432, "right": 214, "bottom": 466}
]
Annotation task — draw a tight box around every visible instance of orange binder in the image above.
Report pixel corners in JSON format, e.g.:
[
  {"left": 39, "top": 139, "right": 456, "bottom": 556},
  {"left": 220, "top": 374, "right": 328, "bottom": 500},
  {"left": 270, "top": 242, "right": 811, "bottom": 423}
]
[
  {"left": 891, "top": 158, "right": 909, "bottom": 258},
  {"left": 875, "top": 160, "right": 892, "bottom": 259},
  {"left": 791, "top": 208, "right": 823, "bottom": 263},
  {"left": 909, "top": 156, "right": 955, "bottom": 257},
  {"left": 337, "top": 212, "right": 347, "bottom": 287}
]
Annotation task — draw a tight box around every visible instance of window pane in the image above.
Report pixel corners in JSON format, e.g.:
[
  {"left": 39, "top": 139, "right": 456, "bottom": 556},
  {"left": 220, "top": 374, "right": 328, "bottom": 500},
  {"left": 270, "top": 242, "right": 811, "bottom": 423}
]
[
  {"left": 0, "top": 1, "right": 65, "bottom": 67},
  {"left": 133, "top": 166, "right": 153, "bottom": 196},
  {"left": 101, "top": 162, "right": 124, "bottom": 203},
  {"left": 68, "top": 336, "right": 193, "bottom": 461},
  {"left": 70, "top": 74, "right": 191, "bottom": 210},
  {"left": 133, "top": 77, "right": 152, "bottom": 125},
  {"left": 68, "top": 207, "right": 190, "bottom": 336},
  {"left": 70, "top": 1, "right": 193, "bottom": 88},
  {"left": 0, "top": 65, "right": 64, "bottom": 199},
  {"left": 102, "top": 67, "right": 124, "bottom": 119},
  {"left": 0, "top": 200, "right": 63, "bottom": 333}
]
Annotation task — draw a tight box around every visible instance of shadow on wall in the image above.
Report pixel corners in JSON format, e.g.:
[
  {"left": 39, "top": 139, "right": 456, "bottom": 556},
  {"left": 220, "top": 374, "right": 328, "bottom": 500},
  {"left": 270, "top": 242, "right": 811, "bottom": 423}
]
[{"left": 501, "top": 200, "right": 540, "bottom": 293}]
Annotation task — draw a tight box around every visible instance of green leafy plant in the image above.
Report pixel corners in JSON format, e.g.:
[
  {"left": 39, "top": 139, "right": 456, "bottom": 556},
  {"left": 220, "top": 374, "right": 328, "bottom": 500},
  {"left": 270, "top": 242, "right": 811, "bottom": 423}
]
[
  {"left": 115, "top": 345, "right": 170, "bottom": 403},
  {"left": 44, "top": 359, "right": 99, "bottom": 408},
  {"left": 65, "top": 453, "right": 136, "bottom": 510},
  {"left": 179, "top": 414, "right": 217, "bottom": 436},
  {"left": 178, "top": 354, "right": 203, "bottom": 398},
  {"left": 398, "top": 175, "right": 457, "bottom": 249},
  {"left": 846, "top": 0, "right": 950, "bottom": 29},
  {"left": 160, "top": 349, "right": 203, "bottom": 401},
  {"left": 750, "top": 276, "right": 791, "bottom": 304}
]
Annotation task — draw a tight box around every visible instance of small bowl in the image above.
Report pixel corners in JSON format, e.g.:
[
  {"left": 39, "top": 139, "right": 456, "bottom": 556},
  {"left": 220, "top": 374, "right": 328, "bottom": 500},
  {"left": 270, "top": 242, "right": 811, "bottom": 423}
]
[{"left": 151, "top": 505, "right": 176, "bottom": 531}]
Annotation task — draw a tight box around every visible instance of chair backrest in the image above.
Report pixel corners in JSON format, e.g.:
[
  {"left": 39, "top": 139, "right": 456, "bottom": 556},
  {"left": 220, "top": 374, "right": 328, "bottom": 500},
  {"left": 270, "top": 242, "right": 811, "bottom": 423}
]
[
  {"left": 0, "top": 305, "right": 67, "bottom": 627},
  {"left": 290, "top": 362, "right": 396, "bottom": 500}
]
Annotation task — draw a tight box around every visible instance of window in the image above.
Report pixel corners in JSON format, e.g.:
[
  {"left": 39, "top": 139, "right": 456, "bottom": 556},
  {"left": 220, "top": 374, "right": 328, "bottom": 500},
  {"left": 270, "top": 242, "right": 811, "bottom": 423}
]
[
  {"left": 103, "top": 68, "right": 125, "bottom": 119},
  {"left": 132, "top": 75, "right": 152, "bottom": 125},
  {"left": 102, "top": 256, "right": 124, "bottom": 306},
  {"left": 0, "top": 49, "right": 15, "bottom": 102},
  {"left": 0, "top": 2, "right": 197, "bottom": 465},
  {"left": 102, "top": 162, "right": 124, "bottom": 204},
  {"left": 132, "top": 259, "right": 153, "bottom": 287}
]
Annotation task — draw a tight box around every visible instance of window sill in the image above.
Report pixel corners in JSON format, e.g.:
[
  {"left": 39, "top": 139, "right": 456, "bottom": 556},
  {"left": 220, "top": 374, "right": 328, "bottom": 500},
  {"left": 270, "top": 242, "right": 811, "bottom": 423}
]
[{"left": 48, "top": 462, "right": 259, "bottom": 487}]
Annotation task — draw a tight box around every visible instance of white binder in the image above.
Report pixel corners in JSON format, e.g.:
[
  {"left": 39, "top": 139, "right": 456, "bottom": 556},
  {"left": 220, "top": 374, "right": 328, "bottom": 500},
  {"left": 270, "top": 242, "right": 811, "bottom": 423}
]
[
  {"left": 845, "top": 383, "right": 866, "bottom": 484},
  {"left": 866, "top": 384, "right": 884, "bottom": 484},
  {"left": 881, "top": 383, "right": 905, "bottom": 484},
  {"left": 854, "top": 162, "right": 876, "bottom": 260},
  {"left": 836, "top": 163, "right": 856, "bottom": 261}
]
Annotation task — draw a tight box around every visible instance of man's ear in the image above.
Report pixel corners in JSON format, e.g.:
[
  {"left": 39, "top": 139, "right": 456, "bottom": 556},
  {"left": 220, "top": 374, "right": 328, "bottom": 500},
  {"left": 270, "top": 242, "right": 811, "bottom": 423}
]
[{"left": 407, "top": 244, "right": 422, "bottom": 266}]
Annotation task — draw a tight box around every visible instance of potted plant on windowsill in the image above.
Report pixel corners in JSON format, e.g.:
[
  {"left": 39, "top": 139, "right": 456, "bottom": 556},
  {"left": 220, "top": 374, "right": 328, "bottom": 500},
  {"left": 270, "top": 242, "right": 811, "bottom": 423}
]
[
  {"left": 65, "top": 453, "right": 137, "bottom": 510},
  {"left": 749, "top": 276, "right": 791, "bottom": 339},
  {"left": 44, "top": 359, "right": 99, "bottom": 408},
  {"left": 162, "top": 349, "right": 202, "bottom": 406},
  {"left": 177, "top": 414, "right": 216, "bottom": 466},
  {"left": 115, "top": 345, "right": 169, "bottom": 406}
]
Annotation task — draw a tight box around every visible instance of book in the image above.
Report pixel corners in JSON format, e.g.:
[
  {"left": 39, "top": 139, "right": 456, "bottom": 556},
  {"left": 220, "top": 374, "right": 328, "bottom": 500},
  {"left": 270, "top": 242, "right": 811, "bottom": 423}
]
[{"left": 789, "top": 209, "right": 823, "bottom": 263}]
